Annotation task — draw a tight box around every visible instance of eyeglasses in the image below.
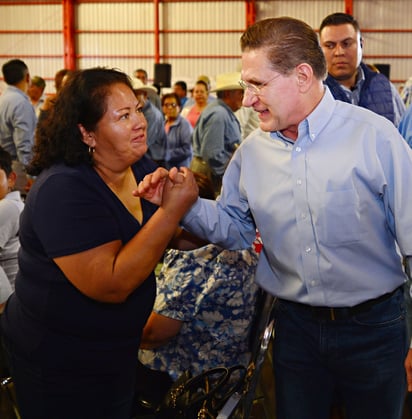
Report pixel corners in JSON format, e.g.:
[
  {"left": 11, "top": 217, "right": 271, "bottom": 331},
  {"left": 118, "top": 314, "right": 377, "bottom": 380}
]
[
  {"left": 163, "top": 103, "right": 178, "bottom": 108},
  {"left": 238, "top": 73, "right": 281, "bottom": 96}
]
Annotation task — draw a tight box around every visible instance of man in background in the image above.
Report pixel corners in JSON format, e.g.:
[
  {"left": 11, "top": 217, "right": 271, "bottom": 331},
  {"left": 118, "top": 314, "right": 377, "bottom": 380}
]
[
  {"left": 27, "top": 75, "right": 46, "bottom": 118},
  {"left": 173, "top": 80, "right": 188, "bottom": 109},
  {"left": 134, "top": 67, "right": 161, "bottom": 110},
  {"left": 319, "top": 12, "right": 405, "bottom": 126},
  {"left": 132, "top": 77, "right": 167, "bottom": 167},
  {"left": 191, "top": 72, "right": 243, "bottom": 194},
  {"left": 0, "top": 59, "right": 36, "bottom": 195}
]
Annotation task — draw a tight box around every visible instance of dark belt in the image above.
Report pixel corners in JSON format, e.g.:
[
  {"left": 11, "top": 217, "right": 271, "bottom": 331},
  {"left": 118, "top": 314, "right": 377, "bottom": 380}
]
[{"left": 279, "top": 286, "right": 401, "bottom": 321}]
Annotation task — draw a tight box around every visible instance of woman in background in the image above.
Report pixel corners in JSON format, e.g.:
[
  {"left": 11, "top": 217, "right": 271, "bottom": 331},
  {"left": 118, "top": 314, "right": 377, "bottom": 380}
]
[
  {"left": 162, "top": 92, "right": 193, "bottom": 169},
  {"left": 181, "top": 80, "right": 209, "bottom": 128}
]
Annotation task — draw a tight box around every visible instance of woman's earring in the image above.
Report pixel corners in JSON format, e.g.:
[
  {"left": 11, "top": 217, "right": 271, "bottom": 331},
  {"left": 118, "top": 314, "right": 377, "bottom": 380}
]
[{"left": 88, "top": 146, "right": 95, "bottom": 154}]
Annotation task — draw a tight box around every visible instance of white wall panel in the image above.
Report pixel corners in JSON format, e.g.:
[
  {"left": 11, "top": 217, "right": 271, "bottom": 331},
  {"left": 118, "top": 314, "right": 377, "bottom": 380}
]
[
  {"left": 0, "top": 4, "right": 61, "bottom": 30},
  {"left": 256, "top": 0, "right": 343, "bottom": 28},
  {"left": 77, "top": 2, "right": 154, "bottom": 30},
  {"left": 0, "top": 1, "right": 411, "bottom": 94},
  {"left": 0, "top": 3, "right": 63, "bottom": 94},
  {"left": 0, "top": 34, "right": 62, "bottom": 56},
  {"left": 161, "top": 2, "right": 244, "bottom": 30},
  {"left": 159, "top": 1, "right": 244, "bottom": 87},
  {"left": 163, "top": 33, "right": 241, "bottom": 56},
  {"left": 354, "top": 0, "right": 412, "bottom": 86},
  {"left": 355, "top": 0, "right": 411, "bottom": 29},
  {"left": 78, "top": 33, "right": 155, "bottom": 55}
]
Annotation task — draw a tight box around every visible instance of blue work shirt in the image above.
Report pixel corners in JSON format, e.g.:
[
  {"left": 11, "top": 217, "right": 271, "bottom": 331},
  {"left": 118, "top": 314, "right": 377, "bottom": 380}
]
[
  {"left": 192, "top": 99, "right": 241, "bottom": 176},
  {"left": 0, "top": 85, "right": 36, "bottom": 165},
  {"left": 182, "top": 87, "right": 412, "bottom": 307},
  {"left": 399, "top": 104, "right": 412, "bottom": 148}
]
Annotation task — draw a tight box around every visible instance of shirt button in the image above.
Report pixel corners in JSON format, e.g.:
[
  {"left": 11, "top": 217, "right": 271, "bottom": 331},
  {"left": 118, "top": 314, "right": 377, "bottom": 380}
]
[
  {"left": 310, "top": 280, "right": 317, "bottom": 286},
  {"left": 305, "top": 246, "right": 311, "bottom": 253},
  {"left": 295, "top": 146, "right": 301, "bottom": 152},
  {"left": 301, "top": 213, "right": 307, "bottom": 219},
  {"left": 296, "top": 179, "right": 302, "bottom": 185},
  {"left": 311, "top": 133, "right": 316, "bottom": 139}
]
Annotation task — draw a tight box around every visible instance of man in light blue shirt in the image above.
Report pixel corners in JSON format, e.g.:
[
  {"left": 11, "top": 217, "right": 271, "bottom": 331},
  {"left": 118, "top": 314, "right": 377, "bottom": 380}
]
[
  {"left": 399, "top": 104, "right": 412, "bottom": 148},
  {"left": 0, "top": 59, "right": 36, "bottom": 195},
  {"left": 191, "top": 72, "right": 244, "bottom": 193},
  {"left": 136, "top": 17, "right": 412, "bottom": 419}
]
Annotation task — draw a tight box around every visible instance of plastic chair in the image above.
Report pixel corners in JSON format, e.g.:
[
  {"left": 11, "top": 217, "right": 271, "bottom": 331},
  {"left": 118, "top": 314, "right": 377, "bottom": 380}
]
[
  {"left": 0, "top": 376, "right": 21, "bottom": 419},
  {"left": 216, "top": 289, "right": 276, "bottom": 419}
]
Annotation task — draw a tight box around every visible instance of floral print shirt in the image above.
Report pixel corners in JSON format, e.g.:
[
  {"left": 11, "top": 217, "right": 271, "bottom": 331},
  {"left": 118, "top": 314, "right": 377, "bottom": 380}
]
[{"left": 139, "top": 240, "right": 261, "bottom": 380}]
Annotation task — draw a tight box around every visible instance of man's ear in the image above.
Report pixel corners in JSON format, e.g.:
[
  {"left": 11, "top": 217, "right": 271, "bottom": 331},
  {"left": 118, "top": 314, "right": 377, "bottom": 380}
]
[
  {"left": 295, "top": 63, "right": 313, "bottom": 92},
  {"left": 78, "top": 124, "right": 96, "bottom": 147},
  {"left": 7, "top": 171, "right": 17, "bottom": 190}
]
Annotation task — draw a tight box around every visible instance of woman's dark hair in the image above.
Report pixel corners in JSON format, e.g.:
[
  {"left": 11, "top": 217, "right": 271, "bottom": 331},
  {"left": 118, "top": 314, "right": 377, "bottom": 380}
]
[
  {"left": 28, "top": 67, "right": 134, "bottom": 176},
  {"left": 0, "top": 146, "right": 13, "bottom": 176},
  {"left": 194, "top": 80, "right": 209, "bottom": 92}
]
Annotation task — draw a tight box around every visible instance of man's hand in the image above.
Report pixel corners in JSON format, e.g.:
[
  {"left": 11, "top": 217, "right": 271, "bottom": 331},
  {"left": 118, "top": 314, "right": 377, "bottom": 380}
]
[{"left": 133, "top": 166, "right": 199, "bottom": 211}]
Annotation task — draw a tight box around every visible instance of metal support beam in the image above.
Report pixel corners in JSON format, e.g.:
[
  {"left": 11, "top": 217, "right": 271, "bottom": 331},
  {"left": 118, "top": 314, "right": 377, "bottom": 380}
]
[
  {"left": 345, "top": 0, "right": 354, "bottom": 16},
  {"left": 63, "top": 0, "right": 76, "bottom": 69}
]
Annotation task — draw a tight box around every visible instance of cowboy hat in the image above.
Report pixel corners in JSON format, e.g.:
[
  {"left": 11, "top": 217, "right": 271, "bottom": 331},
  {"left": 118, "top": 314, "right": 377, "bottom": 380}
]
[
  {"left": 211, "top": 72, "right": 243, "bottom": 92},
  {"left": 131, "top": 77, "right": 158, "bottom": 94}
]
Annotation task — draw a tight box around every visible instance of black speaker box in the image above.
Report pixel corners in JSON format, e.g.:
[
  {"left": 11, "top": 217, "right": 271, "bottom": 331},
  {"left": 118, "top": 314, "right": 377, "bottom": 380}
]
[
  {"left": 154, "top": 63, "right": 172, "bottom": 88},
  {"left": 373, "top": 63, "right": 390, "bottom": 79}
]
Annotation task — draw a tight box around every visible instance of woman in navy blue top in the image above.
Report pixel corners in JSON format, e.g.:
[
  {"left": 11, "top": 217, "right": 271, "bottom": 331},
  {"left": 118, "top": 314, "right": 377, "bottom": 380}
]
[{"left": 1, "top": 68, "right": 198, "bottom": 419}]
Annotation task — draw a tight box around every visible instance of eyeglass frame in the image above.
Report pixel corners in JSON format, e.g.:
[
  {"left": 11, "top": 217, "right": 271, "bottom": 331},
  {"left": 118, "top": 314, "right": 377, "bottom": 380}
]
[
  {"left": 162, "top": 102, "right": 179, "bottom": 108},
  {"left": 238, "top": 73, "right": 281, "bottom": 96}
]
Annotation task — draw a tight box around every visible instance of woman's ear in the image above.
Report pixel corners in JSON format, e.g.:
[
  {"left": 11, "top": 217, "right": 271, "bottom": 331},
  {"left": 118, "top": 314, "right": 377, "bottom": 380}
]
[{"left": 78, "top": 124, "right": 96, "bottom": 147}]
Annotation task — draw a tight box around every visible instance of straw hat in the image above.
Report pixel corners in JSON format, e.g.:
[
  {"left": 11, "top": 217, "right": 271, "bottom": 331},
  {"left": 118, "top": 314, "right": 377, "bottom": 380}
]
[
  {"left": 131, "top": 77, "right": 158, "bottom": 94},
  {"left": 197, "top": 74, "right": 211, "bottom": 87},
  {"left": 211, "top": 72, "right": 243, "bottom": 92}
]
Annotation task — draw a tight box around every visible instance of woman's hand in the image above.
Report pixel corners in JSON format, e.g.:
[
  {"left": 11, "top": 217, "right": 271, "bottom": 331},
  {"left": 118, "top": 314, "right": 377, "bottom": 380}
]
[
  {"left": 161, "top": 167, "right": 199, "bottom": 216},
  {"left": 134, "top": 166, "right": 198, "bottom": 212},
  {"left": 133, "top": 167, "right": 169, "bottom": 205}
]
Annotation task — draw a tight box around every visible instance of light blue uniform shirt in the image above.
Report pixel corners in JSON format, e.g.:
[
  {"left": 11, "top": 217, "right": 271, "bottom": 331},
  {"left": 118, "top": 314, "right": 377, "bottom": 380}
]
[
  {"left": 182, "top": 87, "right": 412, "bottom": 307},
  {"left": 192, "top": 99, "right": 241, "bottom": 176},
  {"left": 0, "top": 85, "right": 36, "bottom": 166},
  {"left": 399, "top": 104, "right": 412, "bottom": 148}
]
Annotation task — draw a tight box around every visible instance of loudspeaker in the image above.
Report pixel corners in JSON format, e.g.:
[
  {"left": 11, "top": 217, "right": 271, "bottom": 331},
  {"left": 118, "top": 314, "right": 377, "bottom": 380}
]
[
  {"left": 373, "top": 63, "right": 390, "bottom": 79},
  {"left": 154, "top": 63, "right": 171, "bottom": 88}
]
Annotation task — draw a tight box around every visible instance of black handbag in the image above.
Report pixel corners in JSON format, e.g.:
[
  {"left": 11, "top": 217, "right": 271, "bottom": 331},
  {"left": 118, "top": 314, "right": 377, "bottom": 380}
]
[{"left": 155, "top": 365, "right": 246, "bottom": 419}]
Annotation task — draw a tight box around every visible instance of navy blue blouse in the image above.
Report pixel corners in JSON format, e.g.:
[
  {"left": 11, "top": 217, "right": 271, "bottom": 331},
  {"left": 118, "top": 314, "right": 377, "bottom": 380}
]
[{"left": 2, "top": 156, "right": 158, "bottom": 372}]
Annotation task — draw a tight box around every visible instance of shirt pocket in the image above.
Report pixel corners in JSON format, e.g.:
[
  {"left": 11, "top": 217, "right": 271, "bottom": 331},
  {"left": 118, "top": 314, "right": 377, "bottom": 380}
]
[{"left": 319, "top": 188, "right": 361, "bottom": 246}]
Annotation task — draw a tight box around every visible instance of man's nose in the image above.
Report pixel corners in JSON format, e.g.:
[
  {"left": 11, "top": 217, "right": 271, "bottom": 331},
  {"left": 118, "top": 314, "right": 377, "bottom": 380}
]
[{"left": 242, "top": 89, "right": 256, "bottom": 107}]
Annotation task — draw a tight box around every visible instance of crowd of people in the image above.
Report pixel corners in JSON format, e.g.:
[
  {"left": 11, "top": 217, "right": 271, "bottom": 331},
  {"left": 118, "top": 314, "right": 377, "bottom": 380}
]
[{"left": 1, "top": 10, "right": 412, "bottom": 419}]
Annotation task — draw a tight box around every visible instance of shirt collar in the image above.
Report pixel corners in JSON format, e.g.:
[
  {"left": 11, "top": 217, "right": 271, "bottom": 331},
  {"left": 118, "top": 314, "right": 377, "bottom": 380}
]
[
  {"left": 5, "top": 84, "right": 30, "bottom": 100},
  {"left": 303, "top": 86, "right": 336, "bottom": 143},
  {"left": 340, "top": 66, "right": 365, "bottom": 95},
  {"left": 270, "top": 86, "right": 336, "bottom": 145},
  {"left": 6, "top": 190, "right": 23, "bottom": 203}
]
